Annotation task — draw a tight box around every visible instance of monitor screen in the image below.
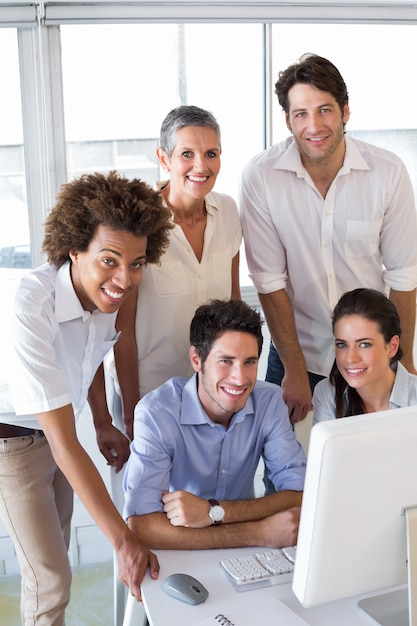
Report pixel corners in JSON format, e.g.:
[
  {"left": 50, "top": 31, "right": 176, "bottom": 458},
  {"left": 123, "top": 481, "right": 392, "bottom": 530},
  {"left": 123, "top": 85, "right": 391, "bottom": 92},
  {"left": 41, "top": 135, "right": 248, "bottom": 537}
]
[{"left": 292, "top": 406, "right": 417, "bottom": 625}]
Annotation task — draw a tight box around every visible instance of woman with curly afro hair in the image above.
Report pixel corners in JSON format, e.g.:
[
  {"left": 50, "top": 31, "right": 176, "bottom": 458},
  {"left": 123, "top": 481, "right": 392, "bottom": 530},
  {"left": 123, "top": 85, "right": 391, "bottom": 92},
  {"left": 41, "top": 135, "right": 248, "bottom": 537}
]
[{"left": 0, "top": 170, "right": 172, "bottom": 624}]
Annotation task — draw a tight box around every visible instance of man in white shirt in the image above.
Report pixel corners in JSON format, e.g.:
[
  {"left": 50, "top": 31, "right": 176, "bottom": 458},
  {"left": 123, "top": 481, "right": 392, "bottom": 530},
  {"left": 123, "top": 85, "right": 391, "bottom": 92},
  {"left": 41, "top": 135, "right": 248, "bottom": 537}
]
[
  {"left": 0, "top": 171, "right": 172, "bottom": 624},
  {"left": 240, "top": 53, "right": 417, "bottom": 429}
]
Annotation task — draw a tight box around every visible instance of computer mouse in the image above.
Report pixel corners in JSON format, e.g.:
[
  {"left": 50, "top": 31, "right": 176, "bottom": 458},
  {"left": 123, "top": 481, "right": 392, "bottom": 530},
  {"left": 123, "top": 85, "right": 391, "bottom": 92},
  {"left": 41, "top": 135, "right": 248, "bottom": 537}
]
[{"left": 162, "top": 572, "right": 209, "bottom": 605}]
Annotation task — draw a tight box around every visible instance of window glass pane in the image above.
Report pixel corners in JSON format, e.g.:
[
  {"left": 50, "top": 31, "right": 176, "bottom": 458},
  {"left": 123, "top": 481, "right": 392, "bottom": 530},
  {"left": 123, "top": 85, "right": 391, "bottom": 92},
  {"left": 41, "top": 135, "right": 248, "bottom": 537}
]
[
  {"left": 61, "top": 24, "right": 263, "bottom": 199},
  {"left": 0, "top": 29, "right": 30, "bottom": 263},
  {"left": 271, "top": 24, "right": 417, "bottom": 197},
  {"left": 0, "top": 28, "right": 30, "bottom": 414},
  {"left": 61, "top": 24, "right": 263, "bottom": 286}
]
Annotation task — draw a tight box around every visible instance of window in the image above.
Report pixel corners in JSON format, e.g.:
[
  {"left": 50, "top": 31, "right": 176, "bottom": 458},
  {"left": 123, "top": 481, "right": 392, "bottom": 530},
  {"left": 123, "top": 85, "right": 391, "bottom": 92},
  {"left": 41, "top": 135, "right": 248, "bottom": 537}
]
[
  {"left": 270, "top": 23, "right": 417, "bottom": 197},
  {"left": 60, "top": 23, "right": 264, "bottom": 203},
  {"left": 0, "top": 29, "right": 30, "bottom": 266}
]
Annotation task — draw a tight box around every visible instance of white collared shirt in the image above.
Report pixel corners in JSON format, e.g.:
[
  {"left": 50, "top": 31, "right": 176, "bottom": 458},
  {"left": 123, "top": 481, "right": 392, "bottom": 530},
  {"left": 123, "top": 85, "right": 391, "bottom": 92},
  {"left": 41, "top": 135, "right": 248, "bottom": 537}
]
[
  {"left": 3, "top": 262, "right": 119, "bottom": 429},
  {"left": 240, "top": 136, "right": 417, "bottom": 375}
]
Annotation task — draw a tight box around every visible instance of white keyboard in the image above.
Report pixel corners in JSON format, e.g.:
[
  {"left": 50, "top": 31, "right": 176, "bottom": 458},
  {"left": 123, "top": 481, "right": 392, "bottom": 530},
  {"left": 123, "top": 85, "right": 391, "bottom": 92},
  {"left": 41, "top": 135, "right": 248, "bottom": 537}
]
[{"left": 220, "top": 546, "right": 296, "bottom": 591}]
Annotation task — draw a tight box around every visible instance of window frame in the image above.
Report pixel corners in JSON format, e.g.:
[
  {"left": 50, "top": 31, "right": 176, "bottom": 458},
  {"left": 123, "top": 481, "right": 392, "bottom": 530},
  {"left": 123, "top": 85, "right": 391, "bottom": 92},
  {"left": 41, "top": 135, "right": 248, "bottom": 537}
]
[{"left": 5, "top": 1, "right": 417, "bottom": 271}]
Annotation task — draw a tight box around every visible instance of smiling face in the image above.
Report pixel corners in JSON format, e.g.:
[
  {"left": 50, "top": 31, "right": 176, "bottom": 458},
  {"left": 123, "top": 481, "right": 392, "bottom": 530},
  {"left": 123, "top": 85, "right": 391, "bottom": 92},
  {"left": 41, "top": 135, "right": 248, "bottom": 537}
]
[
  {"left": 157, "top": 126, "right": 221, "bottom": 204},
  {"left": 69, "top": 224, "right": 147, "bottom": 313},
  {"left": 334, "top": 314, "right": 399, "bottom": 397},
  {"left": 286, "top": 83, "right": 349, "bottom": 170},
  {"left": 190, "top": 330, "right": 259, "bottom": 426}
]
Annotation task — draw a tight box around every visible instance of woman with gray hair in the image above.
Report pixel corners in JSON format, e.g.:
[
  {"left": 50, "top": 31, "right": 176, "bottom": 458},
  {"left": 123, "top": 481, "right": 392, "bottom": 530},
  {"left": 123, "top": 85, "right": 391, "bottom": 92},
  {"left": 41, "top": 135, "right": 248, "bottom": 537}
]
[{"left": 108, "top": 105, "right": 242, "bottom": 440}]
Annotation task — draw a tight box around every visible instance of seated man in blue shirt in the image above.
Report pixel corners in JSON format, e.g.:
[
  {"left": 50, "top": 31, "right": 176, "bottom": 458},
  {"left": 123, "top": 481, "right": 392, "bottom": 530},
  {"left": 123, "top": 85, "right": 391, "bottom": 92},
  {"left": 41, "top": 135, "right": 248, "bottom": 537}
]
[{"left": 125, "top": 299, "right": 306, "bottom": 550}]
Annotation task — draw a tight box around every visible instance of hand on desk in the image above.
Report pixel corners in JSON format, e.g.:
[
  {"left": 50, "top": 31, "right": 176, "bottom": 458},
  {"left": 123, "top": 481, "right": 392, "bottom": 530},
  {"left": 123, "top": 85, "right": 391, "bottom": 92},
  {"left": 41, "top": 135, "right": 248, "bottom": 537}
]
[{"left": 116, "top": 533, "right": 160, "bottom": 603}]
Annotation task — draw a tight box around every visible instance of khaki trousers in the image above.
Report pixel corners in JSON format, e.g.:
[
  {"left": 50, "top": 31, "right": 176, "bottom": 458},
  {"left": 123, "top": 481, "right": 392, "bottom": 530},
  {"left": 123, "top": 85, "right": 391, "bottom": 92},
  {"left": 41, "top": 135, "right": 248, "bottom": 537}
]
[{"left": 0, "top": 432, "right": 73, "bottom": 625}]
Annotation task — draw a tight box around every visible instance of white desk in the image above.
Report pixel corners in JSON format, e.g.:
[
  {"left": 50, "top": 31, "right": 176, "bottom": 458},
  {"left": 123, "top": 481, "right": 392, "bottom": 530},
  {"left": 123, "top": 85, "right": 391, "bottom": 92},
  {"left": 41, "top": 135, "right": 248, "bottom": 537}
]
[{"left": 133, "top": 546, "right": 403, "bottom": 625}]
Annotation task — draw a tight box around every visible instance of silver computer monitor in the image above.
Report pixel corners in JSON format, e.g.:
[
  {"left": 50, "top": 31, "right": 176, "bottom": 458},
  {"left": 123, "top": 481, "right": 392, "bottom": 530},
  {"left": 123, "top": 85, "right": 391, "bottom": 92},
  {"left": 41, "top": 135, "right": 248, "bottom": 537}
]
[{"left": 292, "top": 406, "right": 417, "bottom": 626}]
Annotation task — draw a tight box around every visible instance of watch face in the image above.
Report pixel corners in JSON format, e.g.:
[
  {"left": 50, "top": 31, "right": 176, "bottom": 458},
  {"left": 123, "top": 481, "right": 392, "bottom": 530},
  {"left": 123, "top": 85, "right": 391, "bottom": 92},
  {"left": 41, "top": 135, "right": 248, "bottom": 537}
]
[{"left": 209, "top": 505, "right": 224, "bottom": 522}]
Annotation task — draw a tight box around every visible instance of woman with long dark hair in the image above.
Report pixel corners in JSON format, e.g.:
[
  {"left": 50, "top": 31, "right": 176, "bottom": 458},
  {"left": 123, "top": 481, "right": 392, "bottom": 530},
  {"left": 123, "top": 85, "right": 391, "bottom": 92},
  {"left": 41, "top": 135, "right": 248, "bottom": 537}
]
[{"left": 313, "top": 288, "right": 417, "bottom": 423}]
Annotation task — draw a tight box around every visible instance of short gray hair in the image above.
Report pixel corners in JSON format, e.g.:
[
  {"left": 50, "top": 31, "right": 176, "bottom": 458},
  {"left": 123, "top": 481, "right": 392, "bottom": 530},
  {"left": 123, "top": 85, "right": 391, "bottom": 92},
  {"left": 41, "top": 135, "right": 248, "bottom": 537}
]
[{"left": 159, "top": 105, "right": 221, "bottom": 157}]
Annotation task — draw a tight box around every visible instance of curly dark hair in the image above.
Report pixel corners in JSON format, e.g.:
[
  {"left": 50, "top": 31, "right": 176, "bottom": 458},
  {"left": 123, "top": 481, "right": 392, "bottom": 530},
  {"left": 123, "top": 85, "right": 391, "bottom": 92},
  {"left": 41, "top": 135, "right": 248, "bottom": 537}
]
[
  {"left": 190, "top": 299, "right": 264, "bottom": 365},
  {"left": 275, "top": 53, "right": 349, "bottom": 115},
  {"left": 42, "top": 171, "right": 173, "bottom": 268}
]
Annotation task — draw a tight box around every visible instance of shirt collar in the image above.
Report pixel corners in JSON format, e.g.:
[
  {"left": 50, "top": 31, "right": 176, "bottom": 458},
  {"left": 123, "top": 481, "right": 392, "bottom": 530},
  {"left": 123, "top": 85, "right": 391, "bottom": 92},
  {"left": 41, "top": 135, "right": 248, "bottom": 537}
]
[
  {"left": 274, "top": 135, "right": 370, "bottom": 176},
  {"left": 55, "top": 261, "right": 91, "bottom": 323},
  {"left": 340, "top": 136, "right": 371, "bottom": 173},
  {"left": 203, "top": 192, "right": 219, "bottom": 215},
  {"left": 389, "top": 361, "right": 410, "bottom": 408},
  {"left": 273, "top": 138, "right": 305, "bottom": 174},
  {"left": 180, "top": 374, "right": 254, "bottom": 426}
]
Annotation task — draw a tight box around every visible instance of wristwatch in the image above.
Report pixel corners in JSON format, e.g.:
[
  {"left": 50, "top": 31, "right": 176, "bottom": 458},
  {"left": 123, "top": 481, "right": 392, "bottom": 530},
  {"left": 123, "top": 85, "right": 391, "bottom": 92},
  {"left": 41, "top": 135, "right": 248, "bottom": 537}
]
[{"left": 208, "top": 498, "right": 225, "bottom": 525}]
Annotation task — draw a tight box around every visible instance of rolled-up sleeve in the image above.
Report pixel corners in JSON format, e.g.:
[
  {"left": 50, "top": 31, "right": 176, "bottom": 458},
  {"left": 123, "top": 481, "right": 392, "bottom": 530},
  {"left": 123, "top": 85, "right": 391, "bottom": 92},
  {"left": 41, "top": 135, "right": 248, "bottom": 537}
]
[
  {"left": 380, "top": 160, "right": 417, "bottom": 291},
  {"left": 259, "top": 385, "right": 306, "bottom": 491},
  {"left": 240, "top": 161, "right": 288, "bottom": 294},
  {"left": 123, "top": 410, "right": 172, "bottom": 520}
]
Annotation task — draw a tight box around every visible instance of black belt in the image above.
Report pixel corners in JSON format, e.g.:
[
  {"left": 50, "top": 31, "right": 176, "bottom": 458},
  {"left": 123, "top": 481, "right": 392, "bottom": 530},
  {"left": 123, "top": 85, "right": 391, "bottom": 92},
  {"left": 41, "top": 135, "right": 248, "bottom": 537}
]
[{"left": 0, "top": 423, "right": 44, "bottom": 438}]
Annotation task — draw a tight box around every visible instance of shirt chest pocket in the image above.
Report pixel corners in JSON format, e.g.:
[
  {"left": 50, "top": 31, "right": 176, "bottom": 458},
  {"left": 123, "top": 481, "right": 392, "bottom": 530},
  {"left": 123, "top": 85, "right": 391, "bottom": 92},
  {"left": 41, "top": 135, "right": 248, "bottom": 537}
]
[
  {"left": 150, "top": 261, "right": 187, "bottom": 296},
  {"left": 344, "top": 218, "right": 382, "bottom": 258}
]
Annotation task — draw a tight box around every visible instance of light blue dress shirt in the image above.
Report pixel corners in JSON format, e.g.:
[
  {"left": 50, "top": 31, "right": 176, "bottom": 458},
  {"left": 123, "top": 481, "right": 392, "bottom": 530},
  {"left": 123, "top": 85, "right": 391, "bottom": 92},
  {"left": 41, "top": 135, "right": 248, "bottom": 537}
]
[{"left": 123, "top": 375, "right": 306, "bottom": 519}]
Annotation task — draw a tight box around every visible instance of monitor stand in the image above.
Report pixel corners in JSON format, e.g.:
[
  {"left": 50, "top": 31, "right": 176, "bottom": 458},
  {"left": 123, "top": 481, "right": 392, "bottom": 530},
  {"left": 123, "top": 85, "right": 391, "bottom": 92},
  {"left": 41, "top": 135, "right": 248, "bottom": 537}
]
[
  {"left": 357, "top": 506, "right": 417, "bottom": 626},
  {"left": 358, "top": 588, "right": 408, "bottom": 626}
]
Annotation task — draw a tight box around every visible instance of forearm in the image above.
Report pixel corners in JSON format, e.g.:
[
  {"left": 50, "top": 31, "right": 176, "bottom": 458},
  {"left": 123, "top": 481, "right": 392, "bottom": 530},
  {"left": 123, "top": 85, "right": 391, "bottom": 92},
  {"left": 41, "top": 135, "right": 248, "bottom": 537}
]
[
  {"left": 63, "top": 447, "right": 131, "bottom": 548},
  {"left": 37, "top": 405, "right": 158, "bottom": 599},
  {"left": 231, "top": 252, "right": 241, "bottom": 299},
  {"left": 259, "top": 289, "right": 311, "bottom": 421},
  {"left": 88, "top": 366, "right": 130, "bottom": 471},
  {"left": 389, "top": 288, "right": 417, "bottom": 372},
  {"left": 128, "top": 510, "right": 299, "bottom": 551},
  {"left": 258, "top": 290, "right": 306, "bottom": 373},
  {"left": 50, "top": 428, "right": 158, "bottom": 594},
  {"left": 114, "top": 338, "right": 140, "bottom": 434},
  {"left": 114, "top": 289, "right": 140, "bottom": 437},
  {"left": 40, "top": 407, "right": 133, "bottom": 549},
  {"left": 88, "top": 364, "right": 112, "bottom": 428},
  {"left": 222, "top": 491, "right": 302, "bottom": 524}
]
